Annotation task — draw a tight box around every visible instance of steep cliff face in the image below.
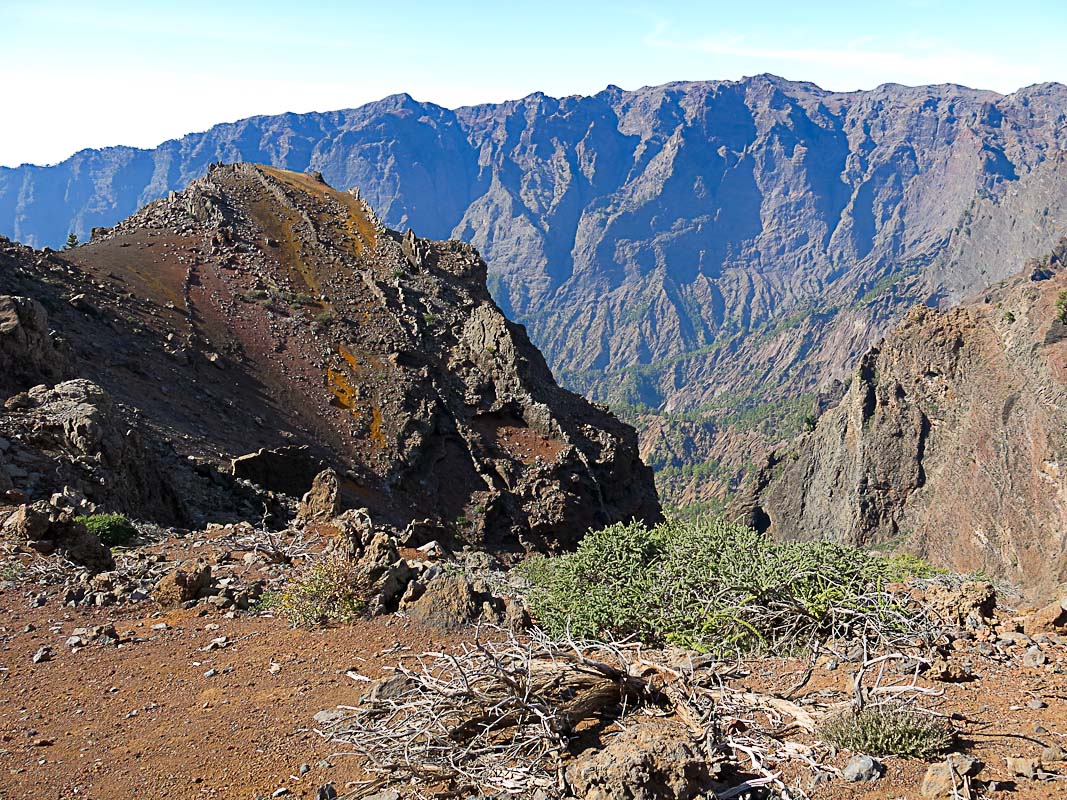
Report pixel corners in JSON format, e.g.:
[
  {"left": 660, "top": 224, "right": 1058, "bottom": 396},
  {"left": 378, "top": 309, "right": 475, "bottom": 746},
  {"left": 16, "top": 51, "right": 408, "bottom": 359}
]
[
  {"left": 5, "top": 77, "right": 1067, "bottom": 503},
  {"left": 0, "top": 164, "right": 660, "bottom": 548},
  {"left": 738, "top": 241, "right": 1067, "bottom": 594}
]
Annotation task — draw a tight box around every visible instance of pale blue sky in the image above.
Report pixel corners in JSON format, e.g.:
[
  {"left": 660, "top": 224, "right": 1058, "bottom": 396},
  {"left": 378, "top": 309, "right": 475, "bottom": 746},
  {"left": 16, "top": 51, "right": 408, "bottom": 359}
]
[{"left": 2, "top": 0, "right": 1064, "bottom": 167}]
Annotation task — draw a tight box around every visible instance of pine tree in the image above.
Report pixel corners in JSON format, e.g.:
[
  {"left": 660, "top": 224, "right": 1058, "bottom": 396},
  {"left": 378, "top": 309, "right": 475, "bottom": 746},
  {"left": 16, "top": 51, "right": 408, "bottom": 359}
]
[{"left": 64, "top": 232, "right": 79, "bottom": 250}]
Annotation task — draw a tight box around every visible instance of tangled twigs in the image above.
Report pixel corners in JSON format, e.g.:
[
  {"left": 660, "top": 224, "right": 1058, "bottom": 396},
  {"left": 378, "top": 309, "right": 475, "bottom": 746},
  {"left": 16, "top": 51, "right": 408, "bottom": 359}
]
[{"left": 317, "top": 628, "right": 826, "bottom": 799}]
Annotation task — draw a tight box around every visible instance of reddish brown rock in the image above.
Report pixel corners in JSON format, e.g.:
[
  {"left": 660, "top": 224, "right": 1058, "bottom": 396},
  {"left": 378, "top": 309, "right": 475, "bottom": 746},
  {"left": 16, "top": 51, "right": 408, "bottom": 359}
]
[{"left": 153, "top": 563, "right": 212, "bottom": 608}]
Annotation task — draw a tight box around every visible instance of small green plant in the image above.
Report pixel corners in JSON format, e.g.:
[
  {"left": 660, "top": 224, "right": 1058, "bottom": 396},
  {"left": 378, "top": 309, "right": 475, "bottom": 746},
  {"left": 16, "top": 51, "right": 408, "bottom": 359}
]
[
  {"left": 1057, "top": 291, "right": 1067, "bottom": 324},
  {"left": 277, "top": 549, "right": 368, "bottom": 627},
  {"left": 76, "top": 513, "right": 137, "bottom": 547},
  {"left": 818, "top": 705, "right": 954, "bottom": 758},
  {"left": 0, "top": 560, "right": 24, "bottom": 581},
  {"left": 1003, "top": 310, "right": 1016, "bottom": 324},
  {"left": 253, "top": 590, "right": 282, "bottom": 612},
  {"left": 423, "top": 312, "right": 441, "bottom": 327},
  {"left": 64, "top": 232, "right": 79, "bottom": 250},
  {"left": 882, "top": 552, "right": 947, "bottom": 581},
  {"left": 314, "top": 311, "right": 335, "bottom": 326}
]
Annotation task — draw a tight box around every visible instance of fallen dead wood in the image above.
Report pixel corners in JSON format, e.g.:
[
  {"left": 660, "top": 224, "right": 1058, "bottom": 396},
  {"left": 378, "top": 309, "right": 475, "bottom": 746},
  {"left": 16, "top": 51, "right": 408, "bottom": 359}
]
[{"left": 316, "top": 627, "right": 833, "bottom": 799}]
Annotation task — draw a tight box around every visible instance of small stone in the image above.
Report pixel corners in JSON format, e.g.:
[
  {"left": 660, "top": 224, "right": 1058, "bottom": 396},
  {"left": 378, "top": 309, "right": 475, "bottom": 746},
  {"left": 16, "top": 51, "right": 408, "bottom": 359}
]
[
  {"left": 1023, "top": 645, "right": 1047, "bottom": 667},
  {"left": 313, "top": 709, "right": 345, "bottom": 726},
  {"left": 1043, "top": 745, "right": 1066, "bottom": 764},
  {"left": 32, "top": 646, "right": 52, "bottom": 663},
  {"left": 1006, "top": 756, "right": 1040, "bottom": 779},
  {"left": 314, "top": 786, "right": 338, "bottom": 800},
  {"left": 271, "top": 789, "right": 290, "bottom": 798},
  {"left": 204, "top": 668, "right": 217, "bottom": 678},
  {"left": 298, "top": 763, "right": 310, "bottom": 776},
  {"left": 1028, "top": 698, "right": 1048, "bottom": 709},
  {"left": 842, "top": 754, "right": 882, "bottom": 782}
]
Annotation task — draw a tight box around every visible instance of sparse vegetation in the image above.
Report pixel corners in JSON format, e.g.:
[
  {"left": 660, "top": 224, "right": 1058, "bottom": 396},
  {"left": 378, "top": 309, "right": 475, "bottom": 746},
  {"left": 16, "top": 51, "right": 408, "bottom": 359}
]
[
  {"left": 818, "top": 705, "right": 955, "bottom": 758},
  {"left": 1057, "top": 291, "right": 1067, "bottom": 324},
  {"left": 64, "top": 232, "right": 79, "bottom": 250},
  {"left": 1003, "top": 310, "right": 1016, "bottom": 323},
  {"left": 519, "top": 516, "right": 940, "bottom": 654},
  {"left": 76, "top": 513, "right": 137, "bottom": 547},
  {"left": 276, "top": 549, "right": 368, "bottom": 627},
  {"left": 422, "top": 312, "right": 440, "bottom": 327}
]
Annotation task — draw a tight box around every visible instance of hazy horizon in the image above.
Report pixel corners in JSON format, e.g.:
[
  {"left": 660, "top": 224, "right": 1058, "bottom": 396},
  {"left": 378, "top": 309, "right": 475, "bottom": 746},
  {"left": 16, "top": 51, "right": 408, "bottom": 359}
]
[{"left": 3, "top": 0, "right": 1065, "bottom": 167}]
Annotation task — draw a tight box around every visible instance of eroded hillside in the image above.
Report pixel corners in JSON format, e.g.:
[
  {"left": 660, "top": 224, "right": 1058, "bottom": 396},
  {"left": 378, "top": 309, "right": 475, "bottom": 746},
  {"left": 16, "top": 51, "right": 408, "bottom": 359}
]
[
  {"left": 738, "top": 241, "right": 1067, "bottom": 594},
  {"left": 0, "top": 164, "right": 660, "bottom": 549}
]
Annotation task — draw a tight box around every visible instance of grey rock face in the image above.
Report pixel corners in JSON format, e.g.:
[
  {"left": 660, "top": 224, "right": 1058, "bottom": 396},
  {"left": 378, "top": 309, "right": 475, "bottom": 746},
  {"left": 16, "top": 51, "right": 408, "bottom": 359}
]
[
  {"left": 737, "top": 259, "right": 1067, "bottom": 595},
  {"left": 7, "top": 79, "right": 1067, "bottom": 506},
  {"left": 5, "top": 81, "right": 1067, "bottom": 489}
]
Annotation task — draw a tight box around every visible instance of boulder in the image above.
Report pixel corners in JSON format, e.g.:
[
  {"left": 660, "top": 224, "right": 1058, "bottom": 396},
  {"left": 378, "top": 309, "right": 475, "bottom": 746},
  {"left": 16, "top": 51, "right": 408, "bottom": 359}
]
[
  {"left": 153, "top": 563, "right": 212, "bottom": 607},
  {"left": 1024, "top": 598, "right": 1067, "bottom": 634},
  {"left": 296, "top": 468, "right": 342, "bottom": 525},
  {"left": 565, "top": 719, "right": 712, "bottom": 800},
  {"left": 921, "top": 754, "right": 982, "bottom": 798},
  {"left": 0, "top": 296, "right": 70, "bottom": 398},
  {"left": 2, "top": 499, "right": 113, "bottom": 572},
  {"left": 402, "top": 573, "right": 480, "bottom": 631}
]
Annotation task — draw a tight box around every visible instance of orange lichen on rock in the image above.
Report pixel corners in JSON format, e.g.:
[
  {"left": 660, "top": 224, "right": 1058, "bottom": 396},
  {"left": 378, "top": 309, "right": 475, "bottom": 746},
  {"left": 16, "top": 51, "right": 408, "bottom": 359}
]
[
  {"left": 328, "top": 367, "right": 360, "bottom": 414},
  {"left": 370, "top": 405, "right": 386, "bottom": 448}
]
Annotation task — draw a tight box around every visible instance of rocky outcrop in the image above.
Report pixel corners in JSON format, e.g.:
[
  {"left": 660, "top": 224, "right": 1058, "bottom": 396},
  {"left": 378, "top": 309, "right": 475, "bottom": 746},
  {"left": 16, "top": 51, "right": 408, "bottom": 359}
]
[
  {"left": 5, "top": 79, "right": 1067, "bottom": 503},
  {"left": 0, "top": 165, "right": 660, "bottom": 550},
  {"left": 1, "top": 379, "right": 185, "bottom": 521},
  {"left": 737, "top": 261, "right": 1067, "bottom": 594},
  {"left": 295, "top": 468, "right": 342, "bottom": 525},
  {"left": 0, "top": 295, "right": 71, "bottom": 397},
  {"left": 2, "top": 497, "right": 114, "bottom": 572}
]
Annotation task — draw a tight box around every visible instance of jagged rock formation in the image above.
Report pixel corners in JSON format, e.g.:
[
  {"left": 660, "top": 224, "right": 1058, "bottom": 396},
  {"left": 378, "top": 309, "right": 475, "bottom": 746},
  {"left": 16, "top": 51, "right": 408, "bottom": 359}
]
[
  {"left": 0, "top": 164, "right": 660, "bottom": 549},
  {"left": 4, "top": 77, "right": 1067, "bottom": 502},
  {"left": 737, "top": 243, "right": 1067, "bottom": 594}
]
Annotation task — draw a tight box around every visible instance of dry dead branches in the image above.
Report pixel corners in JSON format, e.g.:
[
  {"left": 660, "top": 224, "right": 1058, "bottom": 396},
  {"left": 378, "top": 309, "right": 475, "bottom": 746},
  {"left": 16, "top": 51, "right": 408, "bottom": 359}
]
[{"left": 316, "top": 628, "right": 832, "bottom": 799}]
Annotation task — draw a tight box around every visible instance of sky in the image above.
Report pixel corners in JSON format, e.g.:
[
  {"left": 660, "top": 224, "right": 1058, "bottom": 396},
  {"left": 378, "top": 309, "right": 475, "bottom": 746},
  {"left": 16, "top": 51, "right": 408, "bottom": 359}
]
[{"left": 2, "top": 0, "right": 1065, "bottom": 167}]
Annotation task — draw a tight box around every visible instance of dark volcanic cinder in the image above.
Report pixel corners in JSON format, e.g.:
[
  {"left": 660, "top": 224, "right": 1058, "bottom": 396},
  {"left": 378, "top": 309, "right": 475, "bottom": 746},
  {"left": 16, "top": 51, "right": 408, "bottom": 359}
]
[{"left": 0, "top": 164, "right": 660, "bottom": 550}]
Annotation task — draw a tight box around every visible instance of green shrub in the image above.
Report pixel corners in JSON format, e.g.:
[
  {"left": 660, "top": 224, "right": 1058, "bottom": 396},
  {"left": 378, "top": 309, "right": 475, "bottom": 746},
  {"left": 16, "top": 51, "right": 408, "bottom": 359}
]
[
  {"left": 277, "top": 549, "right": 368, "bottom": 627},
  {"left": 818, "top": 706, "right": 954, "bottom": 758},
  {"left": 518, "top": 516, "right": 928, "bottom": 655},
  {"left": 882, "top": 552, "right": 946, "bottom": 581},
  {"left": 1057, "top": 291, "right": 1067, "bottom": 324},
  {"left": 76, "top": 513, "right": 137, "bottom": 547}
]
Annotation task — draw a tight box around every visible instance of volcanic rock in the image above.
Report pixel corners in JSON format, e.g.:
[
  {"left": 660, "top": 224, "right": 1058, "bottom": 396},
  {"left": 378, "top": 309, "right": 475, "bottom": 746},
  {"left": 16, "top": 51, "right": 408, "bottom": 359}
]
[
  {"left": 295, "top": 468, "right": 342, "bottom": 525},
  {"left": 0, "top": 164, "right": 660, "bottom": 550},
  {"left": 738, "top": 263, "right": 1067, "bottom": 594}
]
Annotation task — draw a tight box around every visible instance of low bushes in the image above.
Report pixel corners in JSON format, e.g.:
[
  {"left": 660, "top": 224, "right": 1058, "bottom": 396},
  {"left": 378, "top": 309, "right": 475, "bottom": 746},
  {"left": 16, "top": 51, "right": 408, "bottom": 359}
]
[
  {"left": 75, "top": 513, "right": 137, "bottom": 547},
  {"left": 818, "top": 705, "right": 954, "bottom": 758},
  {"left": 274, "top": 549, "right": 368, "bottom": 627},
  {"left": 518, "top": 516, "right": 938, "bottom": 655}
]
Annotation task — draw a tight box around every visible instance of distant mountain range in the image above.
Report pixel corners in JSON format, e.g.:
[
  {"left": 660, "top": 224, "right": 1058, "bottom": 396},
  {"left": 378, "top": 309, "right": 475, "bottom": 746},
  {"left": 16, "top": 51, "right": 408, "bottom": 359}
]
[{"left": 4, "top": 75, "right": 1067, "bottom": 504}]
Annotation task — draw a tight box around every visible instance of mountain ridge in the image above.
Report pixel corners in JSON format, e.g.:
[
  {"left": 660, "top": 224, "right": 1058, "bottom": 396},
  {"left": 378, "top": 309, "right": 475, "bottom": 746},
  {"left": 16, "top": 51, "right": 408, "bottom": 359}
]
[
  {"left": 6, "top": 75, "right": 1067, "bottom": 504},
  {"left": 0, "top": 163, "right": 660, "bottom": 547}
]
